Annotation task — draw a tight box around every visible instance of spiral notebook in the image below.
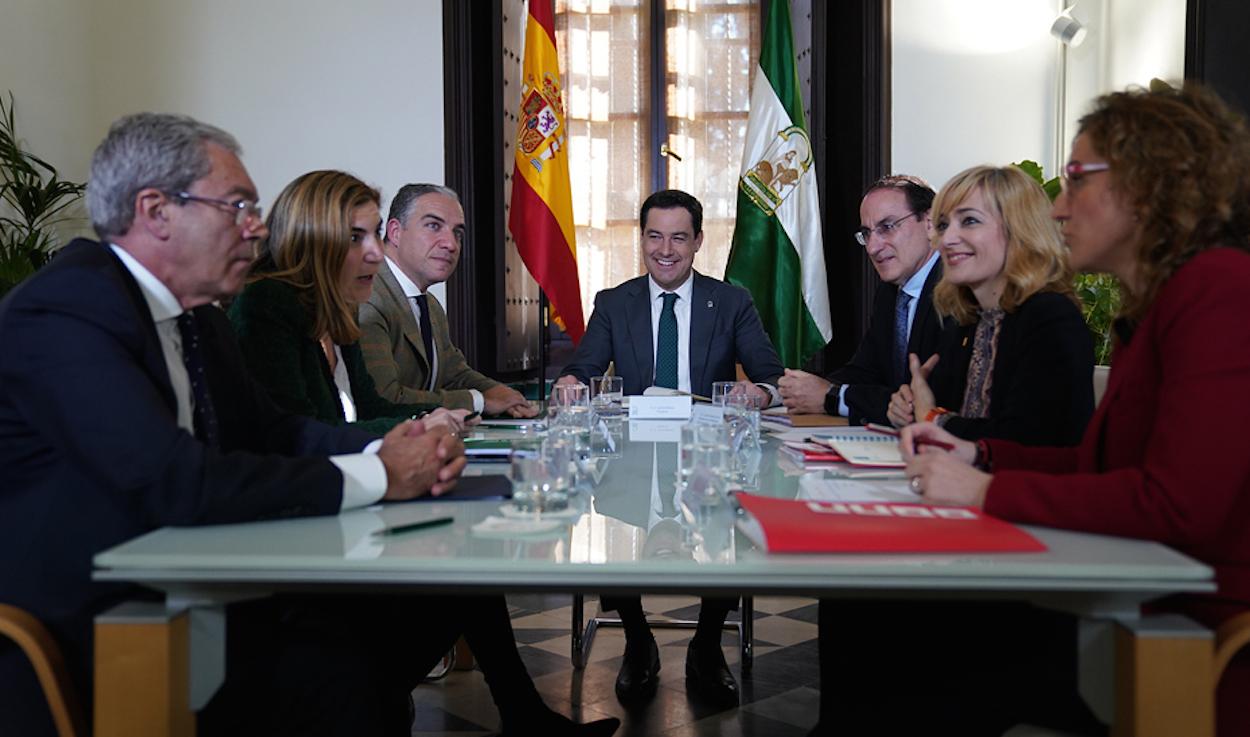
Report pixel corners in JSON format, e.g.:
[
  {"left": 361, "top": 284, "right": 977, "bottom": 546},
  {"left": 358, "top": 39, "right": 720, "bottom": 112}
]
[{"left": 819, "top": 434, "right": 905, "bottom": 468}]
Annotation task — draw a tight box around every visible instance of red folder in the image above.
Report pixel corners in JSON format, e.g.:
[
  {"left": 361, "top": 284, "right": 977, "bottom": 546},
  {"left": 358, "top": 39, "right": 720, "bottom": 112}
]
[{"left": 735, "top": 493, "right": 1046, "bottom": 553}]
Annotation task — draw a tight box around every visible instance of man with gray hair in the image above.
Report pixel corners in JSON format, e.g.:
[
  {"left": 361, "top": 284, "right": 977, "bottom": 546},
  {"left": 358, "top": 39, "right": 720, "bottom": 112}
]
[
  {"left": 0, "top": 113, "right": 476, "bottom": 735},
  {"left": 360, "top": 183, "right": 537, "bottom": 417}
]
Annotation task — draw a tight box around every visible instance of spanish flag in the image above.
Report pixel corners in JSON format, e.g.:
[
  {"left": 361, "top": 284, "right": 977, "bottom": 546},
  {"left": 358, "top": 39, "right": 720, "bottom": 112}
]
[{"left": 508, "top": 0, "right": 585, "bottom": 343}]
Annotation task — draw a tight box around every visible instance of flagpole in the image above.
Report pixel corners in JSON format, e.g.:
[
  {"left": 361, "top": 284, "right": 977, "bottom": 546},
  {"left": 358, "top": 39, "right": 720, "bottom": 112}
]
[{"left": 538, "top": 288, "right": 549, "bottom": 400}]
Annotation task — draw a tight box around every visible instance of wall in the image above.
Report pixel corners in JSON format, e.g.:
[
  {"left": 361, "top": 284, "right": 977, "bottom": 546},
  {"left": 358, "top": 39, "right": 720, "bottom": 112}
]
[
  {"left": 891, "top": 0, "right": 1059, "bottom": 191},
  {"left": 1061, "top": 0, "right": 1187, "bottom": 160},
  {"left": 0, "top": 0, "right": 97, "bottom": 237},
  {"left": 891, "top": 0, "right": 1186, "bottom": 191},
  {"left": 2, "top": 0, "right": 445, "bottom": 255}
]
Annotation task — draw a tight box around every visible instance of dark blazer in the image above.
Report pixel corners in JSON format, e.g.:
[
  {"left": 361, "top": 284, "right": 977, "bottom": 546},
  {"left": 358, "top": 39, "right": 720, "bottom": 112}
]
[
  {"left": 830, "top": 258, "right": 944, "bottom": 425},
  {"left": 0, "top": 240, "right": 377, "bottom": 728},
  {"left": 228, "top": 277, "right": 437, "bottom": 435},
  {"left": 927, "top": 290, "right": 1094, "bottom": 447},
  {"left": 562, "top": 271, "right": 784, "bottom": 396}
]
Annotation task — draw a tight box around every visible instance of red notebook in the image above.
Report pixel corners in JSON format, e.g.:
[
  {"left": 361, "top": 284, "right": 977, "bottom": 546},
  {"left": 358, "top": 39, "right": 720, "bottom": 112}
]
[
  {"left": 734, "top": 492, "right": 1045, "bottom": 553},
  {"left": 779, "top": 441, "right": 846, "bottom": 464}
]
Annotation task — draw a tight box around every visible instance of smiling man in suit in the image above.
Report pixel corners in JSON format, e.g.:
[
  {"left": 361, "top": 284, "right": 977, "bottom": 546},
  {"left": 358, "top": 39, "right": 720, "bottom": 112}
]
[
  {"left": 359, "top": 184, "right": 536, "bottom": 418},
  {"left": 556, "top": 189, "right": 783, "bottom": 708},
  {"left": 778, "top": 174, "right": 943, "bottom": 425},
  {"left": 0, "top": 115, "right": 618, "bottom": 737}
]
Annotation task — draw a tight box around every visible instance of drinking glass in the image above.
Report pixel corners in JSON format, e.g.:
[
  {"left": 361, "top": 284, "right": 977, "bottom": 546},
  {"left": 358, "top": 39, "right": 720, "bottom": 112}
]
[
  {"left": 678, "top": 422, "right": 729, "bottom": 489},
  {"left": 724, "top": 393, "right": 761, "bottom": 453},
  {"left": 510, "top": 449, "right": 569, "bottom": 513},
  {"left": 551, "top": 382, "right": 592, "bottom": 432},
  {"left": 710, "top": 381, "right": 736, "bottom": 407},
  {"left": 590, "top": 375, "right": 624, "bottom": 418}
]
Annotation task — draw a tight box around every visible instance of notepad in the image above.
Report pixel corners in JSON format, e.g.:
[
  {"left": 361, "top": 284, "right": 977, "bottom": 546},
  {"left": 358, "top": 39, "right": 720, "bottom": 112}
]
[
  {"left": 821, "top": 434, "right": 905, "bottom": 468},
  {"left": 463, "top": 438, "right": 513, "bottom": 461}
]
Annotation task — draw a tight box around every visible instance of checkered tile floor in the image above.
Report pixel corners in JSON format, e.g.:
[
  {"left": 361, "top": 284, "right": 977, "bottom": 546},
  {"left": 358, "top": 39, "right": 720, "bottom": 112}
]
[{"left": 410, "top": 594, "right": 821, "bottom": 736}]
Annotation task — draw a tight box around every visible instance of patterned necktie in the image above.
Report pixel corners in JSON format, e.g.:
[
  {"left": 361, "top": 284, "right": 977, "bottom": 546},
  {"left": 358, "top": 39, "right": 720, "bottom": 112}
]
[
  {"left": 176, "top": 312, "right": 219, "bottom": 447},
  {"left": 654, "top": 292, "right": 679, "bottom": 389},
  {"left": 412, "top": 295, "right": 436, "bottom": 389},
  {"left": 893, "top": 289, "right": 914, "bottom": 386}
]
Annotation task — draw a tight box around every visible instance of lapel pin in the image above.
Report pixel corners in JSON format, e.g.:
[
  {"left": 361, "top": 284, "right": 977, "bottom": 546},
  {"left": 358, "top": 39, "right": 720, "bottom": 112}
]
[{"left": 707, "top": 300, "right": 714, "bottom": 308}]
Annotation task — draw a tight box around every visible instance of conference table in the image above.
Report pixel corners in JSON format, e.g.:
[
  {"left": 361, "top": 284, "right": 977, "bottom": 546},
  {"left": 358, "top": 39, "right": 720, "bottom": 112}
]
[{"left": 92, "top": 417, "right": 1218, "bottom": 737}]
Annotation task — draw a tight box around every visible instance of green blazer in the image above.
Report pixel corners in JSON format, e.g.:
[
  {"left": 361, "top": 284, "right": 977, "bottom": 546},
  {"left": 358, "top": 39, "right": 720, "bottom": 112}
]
[
  {"left": 359, "top": 259, "right": 500, "bottom": 410},
  {"left": 229, "top": 278, "right": 438, "bottom": 435}
]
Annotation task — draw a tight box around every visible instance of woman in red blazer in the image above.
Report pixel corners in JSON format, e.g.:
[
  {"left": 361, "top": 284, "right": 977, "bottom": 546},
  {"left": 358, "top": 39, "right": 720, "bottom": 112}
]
[{"left": 902, "top": 85, "right": 1250, "bottom": 736}]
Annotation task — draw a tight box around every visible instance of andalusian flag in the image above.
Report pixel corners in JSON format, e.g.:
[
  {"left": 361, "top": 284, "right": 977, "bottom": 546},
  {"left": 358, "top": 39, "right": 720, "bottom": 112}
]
[
  {"left": 724, "top": 0, "right": 830, "bottom": 367},
  {"left": 508, "top": 0, "right": 585, "bottom": 342}
]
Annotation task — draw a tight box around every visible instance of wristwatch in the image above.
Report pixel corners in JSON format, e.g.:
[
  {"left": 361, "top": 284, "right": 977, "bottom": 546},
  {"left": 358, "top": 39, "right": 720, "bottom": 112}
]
[{"left": 823, "top": 382, "right": 843, "bottom": 416}]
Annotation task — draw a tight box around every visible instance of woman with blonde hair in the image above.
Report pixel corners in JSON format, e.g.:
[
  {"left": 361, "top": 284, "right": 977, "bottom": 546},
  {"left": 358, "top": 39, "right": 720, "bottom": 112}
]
[
  {"left": 228, "top": 169, "right": 618, "bottom": 737},
  {"left": 842, "top": 84, "right": 1250, "bottom": 736},
  {"left": 229, "top": 169, "right": 466, "bottom": 434},
  {"left": 888, "top": 164, "right": 1094, "bottom": 446}
]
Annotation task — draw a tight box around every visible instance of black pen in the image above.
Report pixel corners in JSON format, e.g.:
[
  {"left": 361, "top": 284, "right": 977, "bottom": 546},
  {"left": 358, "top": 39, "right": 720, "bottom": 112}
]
[
  {"left": 465, "top": 411, "right": 481, "bottom": 421},
  {"left": 373, "top": 516, "right": 455, "bottom": 537}
]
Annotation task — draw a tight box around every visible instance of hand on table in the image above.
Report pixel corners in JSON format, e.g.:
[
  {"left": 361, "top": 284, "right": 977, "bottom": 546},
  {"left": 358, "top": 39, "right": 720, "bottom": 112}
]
[
  {"left": 417, "top": 408, "right": 473, "bottom": 434},
  {"left": 731, "top": 379, "right": 770, "bottom": 409},
  {"left": 378, "top": 420, "right": 467, "bottom": 500},
  {"left": 777, "top": 369, "right": 831, "bottom": 414},
  {"left": 483, "top": 384, "right": 538, "bottom": 418},
  {"left": 899, "top": 422, "right": 988, "bottom": 506}
]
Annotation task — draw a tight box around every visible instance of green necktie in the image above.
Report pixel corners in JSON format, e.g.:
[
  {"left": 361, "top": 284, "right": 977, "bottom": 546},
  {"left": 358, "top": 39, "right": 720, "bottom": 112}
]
[{"left": 654, "top": 292, "right": 679, "bottom": 389}]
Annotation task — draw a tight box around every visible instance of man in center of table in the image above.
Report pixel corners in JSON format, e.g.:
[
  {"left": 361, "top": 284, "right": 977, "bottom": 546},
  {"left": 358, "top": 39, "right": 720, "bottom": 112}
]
[{"left": 557, "top": 188, "right": 784, "bottom": 708}]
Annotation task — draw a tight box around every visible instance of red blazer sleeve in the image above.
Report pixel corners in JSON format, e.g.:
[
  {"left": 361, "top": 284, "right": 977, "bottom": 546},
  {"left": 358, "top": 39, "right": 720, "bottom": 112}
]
[{"left": 983, "top": 250, "right": 1250, "bottom": 605}]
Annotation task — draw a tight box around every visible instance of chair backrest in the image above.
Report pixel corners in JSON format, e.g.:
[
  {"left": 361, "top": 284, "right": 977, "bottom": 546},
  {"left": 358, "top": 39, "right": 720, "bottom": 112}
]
[
  {"left": 0, "top": 603, "right": 86, "bottom": 737},
  {"left": 1092, "top": 365, "right": 1111, "bottom": 405}
]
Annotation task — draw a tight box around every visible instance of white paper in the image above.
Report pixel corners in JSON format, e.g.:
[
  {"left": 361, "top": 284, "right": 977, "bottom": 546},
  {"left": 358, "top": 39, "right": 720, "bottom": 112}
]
[
  {"left": 798, "top": 475, "right": 919, "bottom": 503},
  {"left": 628, "top": 394, "right": 692, "bottom": 419}
]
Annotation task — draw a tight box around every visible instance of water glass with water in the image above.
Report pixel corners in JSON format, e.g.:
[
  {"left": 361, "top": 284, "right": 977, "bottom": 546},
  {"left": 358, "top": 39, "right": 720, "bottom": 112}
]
[
  {"left": 590, "top": 375, "right": 624, "bottom": 418},
  {"left": 710, "top": 381, "right": 736, "bottom": 407},
  {"left": 723, "top": 393, "right": 761, "bottom": 453},
  {"left": 510, "top": 449, "right": 569, "bottom": 513}
]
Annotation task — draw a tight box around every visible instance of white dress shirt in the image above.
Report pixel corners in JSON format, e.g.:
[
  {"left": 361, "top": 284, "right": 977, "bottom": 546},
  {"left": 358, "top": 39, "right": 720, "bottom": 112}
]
[
  {"left": 647, "top": 273, "right": 695, "bottom": 394},
  {"left": 645, "top": 272, "right": 779, "bottom": 405},
  {"left": 385, "top": 256, "right": 483, "bottom": 412},
  {"left": 111, "top": 245, "right": 386, "bottom": 510},
  {"left": 836, "top": 250, "right": 940, "bottom": 416}
]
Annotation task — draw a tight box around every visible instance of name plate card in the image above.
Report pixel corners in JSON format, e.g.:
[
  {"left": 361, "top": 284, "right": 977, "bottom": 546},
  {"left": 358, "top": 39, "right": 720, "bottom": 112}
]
[
  {"left": 689, "top": 404, "right": 725, "bottom": 425},
  {"left": 628, "top": 420, "right": 686, "bottom": 442},
  {"left": 628, "top": 394, "right": 692, "bottom": 420}
]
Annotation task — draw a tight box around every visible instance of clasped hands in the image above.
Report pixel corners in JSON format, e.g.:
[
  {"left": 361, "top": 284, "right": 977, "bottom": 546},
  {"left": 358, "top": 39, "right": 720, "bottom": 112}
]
[{"left": 377, "top": 417, "right": 467, "bottom": 501}]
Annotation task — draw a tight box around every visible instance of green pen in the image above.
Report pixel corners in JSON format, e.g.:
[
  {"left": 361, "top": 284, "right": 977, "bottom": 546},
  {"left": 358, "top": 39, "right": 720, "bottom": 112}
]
[{"left": 373, "top": 516, "right": 454, "bottom": 537}]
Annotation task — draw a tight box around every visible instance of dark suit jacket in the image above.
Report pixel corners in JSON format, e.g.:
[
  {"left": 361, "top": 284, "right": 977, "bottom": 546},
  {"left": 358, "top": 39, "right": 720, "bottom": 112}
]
[
  {"left": 830, "top": 259, "right": 944, "bottom": 425},
  {"left": 359, "top": 260, "right": 500, "bottom": 409},
  {"left": 0, "top": 240, "right": 377, "bottom": 728},
  {"left": 927, "top": 290, "right": 1094, "bottom": 446},
  {"left": 562, "top": 272, "right": 784, "bottom": 396},
  {"left": 228, "top": 277, "right": 436, "bottom": 434}
]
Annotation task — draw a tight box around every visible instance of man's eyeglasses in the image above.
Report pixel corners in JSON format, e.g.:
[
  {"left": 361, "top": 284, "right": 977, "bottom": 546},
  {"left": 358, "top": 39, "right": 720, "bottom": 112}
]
[
  {"left": 171, "top": 192, "right": 264, "bottom": 226},
  {"left": 854, "top": 211, "right": 920, "bottom": 246},
  {"left": 1060, "top": 161, "right": 1110, "bottom": 192}
]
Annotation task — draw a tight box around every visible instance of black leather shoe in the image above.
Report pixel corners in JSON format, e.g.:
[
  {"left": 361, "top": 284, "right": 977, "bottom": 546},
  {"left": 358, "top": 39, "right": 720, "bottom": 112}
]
[
  {"left": 684, "top": 640, "right": 738, "bottom": 708},
  {"left": 614, "top": 636, "right": 661, "bottom": 705}
]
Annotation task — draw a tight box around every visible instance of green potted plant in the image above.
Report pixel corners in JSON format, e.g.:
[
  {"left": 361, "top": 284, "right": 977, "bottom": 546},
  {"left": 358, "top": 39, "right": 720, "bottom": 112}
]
[
  {"left": 1, "top": 92, "right": 87, "bottom": 297},
  {"left": 1014, "top": 159, "right": 1119, "bottom": 364}
]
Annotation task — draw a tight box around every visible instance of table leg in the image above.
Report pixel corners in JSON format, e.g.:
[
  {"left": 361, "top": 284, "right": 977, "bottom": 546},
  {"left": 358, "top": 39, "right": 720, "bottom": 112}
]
[
  {"left": 1112, "top": 614, "right": 1214, "bottom": 737},
  {"left": 95, "top": 602, "right": 195, "bottom": 737}
]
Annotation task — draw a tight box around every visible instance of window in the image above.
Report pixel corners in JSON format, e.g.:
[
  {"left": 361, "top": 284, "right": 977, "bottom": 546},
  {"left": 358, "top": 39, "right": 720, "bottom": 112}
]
[{"left": 555, "top": 0, "right": 759, "bottom": 319}]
